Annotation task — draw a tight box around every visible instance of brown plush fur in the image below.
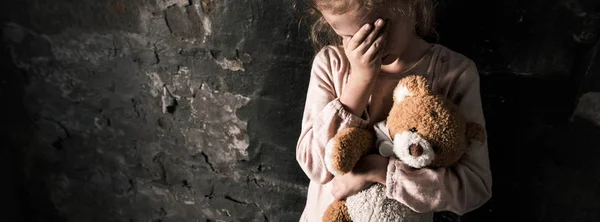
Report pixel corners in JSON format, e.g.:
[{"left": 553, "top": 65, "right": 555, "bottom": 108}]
[
  {"left": 323, "top": 200, "right": 352, "bottom": 222},
  {"left": 322, "top": 75, "right": 486, "bottom": 221},
  {"left": 329, "top": 127, "right": 374, "bottom": 175},
  {"left": 387, "top": 77, "right": 467, "bottom": 167}
]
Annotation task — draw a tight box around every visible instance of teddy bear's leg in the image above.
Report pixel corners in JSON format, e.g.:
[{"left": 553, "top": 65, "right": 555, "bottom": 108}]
[
  {"left": 325, "top": 127, "right": 374, "bottom": 175},
  {"left": 323, "top": 200, "right": 352, "bottom": 222}
]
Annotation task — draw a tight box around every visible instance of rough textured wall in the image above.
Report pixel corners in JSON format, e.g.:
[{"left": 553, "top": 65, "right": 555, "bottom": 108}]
[
  {"left": 2, "top": 0, "right": 600, "bottom": 221},
  {"left": 2, "top": 0, "right": 312, "bottom": 221}
]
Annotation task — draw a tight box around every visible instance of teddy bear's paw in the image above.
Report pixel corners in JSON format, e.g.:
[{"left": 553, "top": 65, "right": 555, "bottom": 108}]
[
  {"left": 325, "top": 128, "right": 374, "bottom": 176},
  {"left": 325, "top": 139, "right": 344, "bottom": 176}
]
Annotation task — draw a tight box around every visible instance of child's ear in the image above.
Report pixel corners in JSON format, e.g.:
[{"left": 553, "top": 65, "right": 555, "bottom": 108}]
[{"left": 393, "top": 75, "right": 431, "bottom": 103}]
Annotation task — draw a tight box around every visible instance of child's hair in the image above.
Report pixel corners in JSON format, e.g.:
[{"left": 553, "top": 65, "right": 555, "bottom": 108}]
[{"left": 295, "top": 0, "right": 437, "bottom": 52}]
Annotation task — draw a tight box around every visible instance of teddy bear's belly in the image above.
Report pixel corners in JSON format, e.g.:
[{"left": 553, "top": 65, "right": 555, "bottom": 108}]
[{"left": 345, "top": 184, "right": 433, "bottom": 222}]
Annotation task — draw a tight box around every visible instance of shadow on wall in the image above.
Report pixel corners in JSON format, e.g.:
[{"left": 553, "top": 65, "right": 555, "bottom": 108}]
[{"left": 0, "top": 24, "right": 66, "bottom": 222}]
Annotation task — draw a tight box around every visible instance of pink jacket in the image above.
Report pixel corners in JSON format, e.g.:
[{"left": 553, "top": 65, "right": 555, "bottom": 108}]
[{"left": 296, "top": 44, "right": 492, "bottom": 221}]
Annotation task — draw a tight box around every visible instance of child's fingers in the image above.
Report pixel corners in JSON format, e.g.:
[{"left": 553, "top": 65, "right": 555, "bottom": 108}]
[
  {"left": 356, "top": 19, "right": 385, "bottom": 53},
  {"left": 364, "top": 19, "right": 389, "bottom": 58},
  {"left": 376, "top": 21, "right": 390, "bottom": 56},
  {"left": 346, "top": 23, "right": 373, "bottom": 50},
  {"left": 364, "top": 32, "right": 386, "bottom": 60}
]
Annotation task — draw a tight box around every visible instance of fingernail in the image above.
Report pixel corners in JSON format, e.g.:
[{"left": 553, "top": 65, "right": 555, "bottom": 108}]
[
  {"left": 377, "top": 19, "right": 383, "bottom": 26},
  {"left": 364, "top": 24, "right": 371, "bottom": 30}
]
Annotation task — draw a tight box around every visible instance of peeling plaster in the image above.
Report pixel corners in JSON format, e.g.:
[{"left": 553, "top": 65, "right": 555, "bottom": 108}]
[
  {"left": 155, "top": 0, "right": 190, "bottom": 10},
  {"left": 214, "top": 58, "right": 245, "bottom": 72},
  {"left": 185, "top": 84, "right": 250, "bottom": 165},
  {"left": 146, "top": 72, "right": 164, "bottom": 97},
  {"left": 192, "top": 0, "right": 212, "bottom": 44},
  {"left": 190, "top": 0, "right": 213, "bottom": 41},
  {"left": 171, "top": 66, "right": 192, "bottom": 99}
]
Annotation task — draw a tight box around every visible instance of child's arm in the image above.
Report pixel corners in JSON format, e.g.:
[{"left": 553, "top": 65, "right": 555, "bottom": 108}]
[
  {"left": 384, "top": 62, "right": 492, "bottom": 214},
  {"left": 296, "top": 47, "right": 371, "bottom": 184}
]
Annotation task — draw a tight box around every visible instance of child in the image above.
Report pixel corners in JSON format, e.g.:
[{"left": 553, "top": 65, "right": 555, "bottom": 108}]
[{"left": 295, "top": 0, "right": 492, "bottom": 221}]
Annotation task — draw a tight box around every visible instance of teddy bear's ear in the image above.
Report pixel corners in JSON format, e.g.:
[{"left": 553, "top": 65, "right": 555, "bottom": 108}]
[{"left": 393, "top": 75, "right": 431, "bottom": 103}]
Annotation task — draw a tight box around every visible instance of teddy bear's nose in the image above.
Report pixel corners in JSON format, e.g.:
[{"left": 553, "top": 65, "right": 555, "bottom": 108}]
[{"left": 408, "top": 144, "right": 423, "bottom": 157}]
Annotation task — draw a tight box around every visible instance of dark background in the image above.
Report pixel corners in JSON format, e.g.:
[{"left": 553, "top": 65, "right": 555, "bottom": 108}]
[{"left": 1, "top": 0, "right": 599, "bottom": 221}]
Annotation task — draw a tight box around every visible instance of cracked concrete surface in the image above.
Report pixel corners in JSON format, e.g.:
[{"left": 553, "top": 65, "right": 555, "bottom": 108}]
[{"left": 2, "top": 0, "right": 309, "bottom": 221}]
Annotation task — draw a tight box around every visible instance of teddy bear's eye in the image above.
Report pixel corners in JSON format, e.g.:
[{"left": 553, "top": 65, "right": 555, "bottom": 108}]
[
  {"left": 409, "top": 127, "right": 417, "bottom": 133},
  {"left": 432, "top": 146, "right": 440, "bottom": 153}
]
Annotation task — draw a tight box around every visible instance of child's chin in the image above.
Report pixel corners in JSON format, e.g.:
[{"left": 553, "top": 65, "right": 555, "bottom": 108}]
[{"left": 382, "top": 54, "right": 395, "bottom": 65}]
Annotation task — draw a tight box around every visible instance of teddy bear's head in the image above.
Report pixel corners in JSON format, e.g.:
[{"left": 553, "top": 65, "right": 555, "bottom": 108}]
[{"left": 386, "top": 75, "right": 485, "bottom": 168}]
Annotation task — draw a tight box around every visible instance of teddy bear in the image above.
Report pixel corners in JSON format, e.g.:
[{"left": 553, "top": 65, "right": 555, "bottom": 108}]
[{"left": 322, "top": 75, "right": 486, "bottom": 222}]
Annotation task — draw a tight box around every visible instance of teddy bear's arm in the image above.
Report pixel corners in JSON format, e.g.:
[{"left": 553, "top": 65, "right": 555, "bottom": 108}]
[{"left": 325, "top": 127, "right": 374, "bottom": 175}]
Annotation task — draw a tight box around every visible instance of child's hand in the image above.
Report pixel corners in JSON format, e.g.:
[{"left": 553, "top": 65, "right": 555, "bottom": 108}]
[
  {"left": 343, "top": 18, "right": 389, "bottom": 81},
  {"left": 339, "top": 18, "right": 390, "bottom": 117},
  {"left": 331, "top": 154, "right": 389, "bottom": 200}
]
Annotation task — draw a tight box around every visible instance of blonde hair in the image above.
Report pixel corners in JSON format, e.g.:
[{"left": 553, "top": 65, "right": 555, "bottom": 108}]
[{"left": 296, "top": 0, "right": 437, "bottom": 52}]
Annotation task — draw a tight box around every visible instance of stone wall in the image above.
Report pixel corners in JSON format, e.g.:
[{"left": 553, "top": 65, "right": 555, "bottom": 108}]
[{"left": 2, "top": 0, "right": 599, "bottom": 221}]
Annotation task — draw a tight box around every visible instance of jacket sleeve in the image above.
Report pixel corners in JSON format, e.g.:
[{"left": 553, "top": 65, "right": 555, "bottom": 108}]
[
  {"left": 296, "top": 47, "right": 371, "bottom": 184},
  {"left": 384, "top": 61, "right": 493, "bottom": 214}
]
